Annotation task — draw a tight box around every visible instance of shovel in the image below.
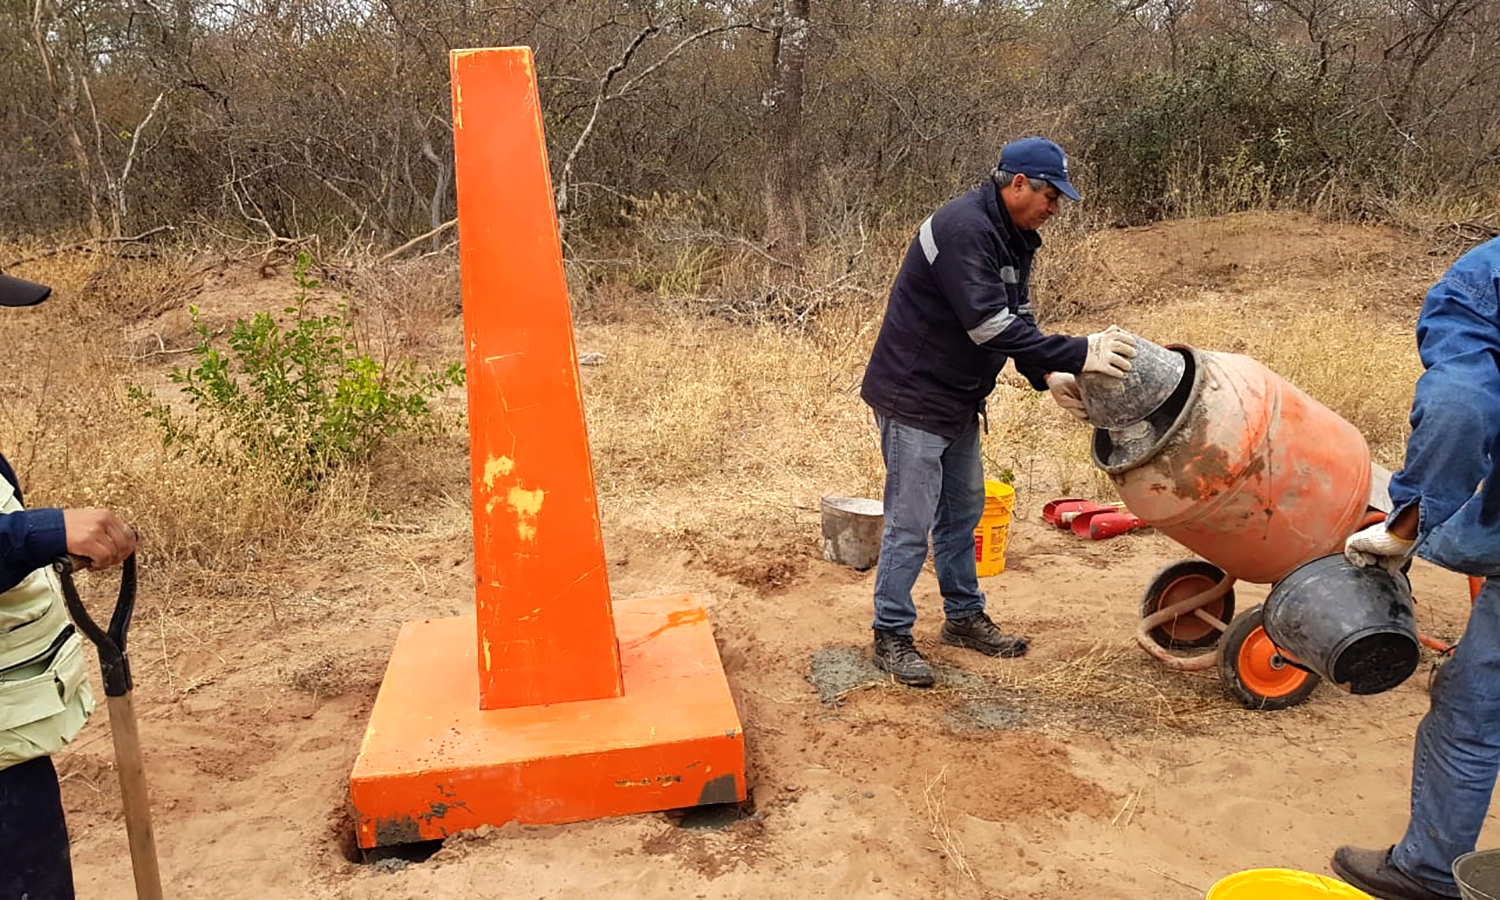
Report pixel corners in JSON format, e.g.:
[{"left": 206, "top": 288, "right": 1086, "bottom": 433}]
[{"left": 53, "top": 554, "right": 165, "bottom": 900}]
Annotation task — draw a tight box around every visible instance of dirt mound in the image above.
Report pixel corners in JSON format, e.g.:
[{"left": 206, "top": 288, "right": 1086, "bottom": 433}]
[{"left": 1054, "top": 210, "right": 1416, "bottom": 310}]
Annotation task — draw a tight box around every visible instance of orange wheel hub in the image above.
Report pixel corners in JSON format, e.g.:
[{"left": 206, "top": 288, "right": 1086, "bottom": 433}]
[{"left": 1236, "top": 625, "right": 1310, "bottom": 699}]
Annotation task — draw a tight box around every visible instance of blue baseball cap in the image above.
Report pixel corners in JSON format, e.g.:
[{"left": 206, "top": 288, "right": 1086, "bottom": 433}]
[{"left": 997, "top": 137, "right": 1081, "bottom": 202}]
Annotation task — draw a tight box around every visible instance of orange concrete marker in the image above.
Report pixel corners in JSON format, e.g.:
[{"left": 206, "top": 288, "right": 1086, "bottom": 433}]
[{"left": 349, "top": 46, "right": 745, "bottom": 848}]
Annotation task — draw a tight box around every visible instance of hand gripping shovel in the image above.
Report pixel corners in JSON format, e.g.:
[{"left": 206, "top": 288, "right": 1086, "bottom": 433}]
[{"left": 53, "top": 554, "right": 165, "bottom": 900}]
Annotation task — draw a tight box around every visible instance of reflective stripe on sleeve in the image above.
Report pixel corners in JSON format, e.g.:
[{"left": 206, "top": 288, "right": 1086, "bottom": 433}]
[
  {"left": 919, "top": 216, "right": 938, "bottom": 264},
  {"left": 967, "top": 310, "right": 1016, "bottom": 345}
]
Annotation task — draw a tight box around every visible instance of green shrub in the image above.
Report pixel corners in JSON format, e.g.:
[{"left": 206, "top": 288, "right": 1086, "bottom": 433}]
[{"left": 129, "top": 254, "right": 464, "bottom": 488}]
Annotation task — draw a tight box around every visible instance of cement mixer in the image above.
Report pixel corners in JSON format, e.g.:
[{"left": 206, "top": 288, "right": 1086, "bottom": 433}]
[{"left": 1079, "top": 336, "right": 1419, "bottom": 710}]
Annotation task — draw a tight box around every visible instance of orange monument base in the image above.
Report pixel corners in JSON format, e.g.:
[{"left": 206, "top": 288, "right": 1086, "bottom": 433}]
[
  {"left": 349, "top": 594, "right": 744, "bottom": 846},
  {"left": 348, "top": 45, "right": 745, "bottom": 848}
]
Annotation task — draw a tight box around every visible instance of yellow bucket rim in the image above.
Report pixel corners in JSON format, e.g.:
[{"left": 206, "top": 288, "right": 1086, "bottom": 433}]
[
  {"left": 1207, "top": 868, "right": 1374, "bottom": 899},
  {"left": 983, "top": 481, "right": 1015, "bottom": 498}
]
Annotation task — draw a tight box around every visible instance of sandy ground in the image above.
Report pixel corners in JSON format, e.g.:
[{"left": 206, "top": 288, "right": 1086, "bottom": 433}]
[
  {"left": 56, "top": 511, "right": 1480, "bottom": 899},
  {"left": 41, "top": 210, "right": 1480, "bottom": 898}
]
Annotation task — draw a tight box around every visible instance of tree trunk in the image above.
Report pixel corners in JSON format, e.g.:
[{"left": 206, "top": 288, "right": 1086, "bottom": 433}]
[
  {"left": 764, "top": 0, "right": 809, "bottom": 269},
  {"left": 32, "top": 0, "right": 102, "bottom": 238}
]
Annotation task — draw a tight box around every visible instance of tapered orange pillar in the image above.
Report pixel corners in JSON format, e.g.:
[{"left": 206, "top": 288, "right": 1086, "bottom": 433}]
[
  {"left": 348, "top": 46, "right": 745, "bottom": 848},
  {"left": 453, "top": 45, "right": 622, "bottom": 710}
]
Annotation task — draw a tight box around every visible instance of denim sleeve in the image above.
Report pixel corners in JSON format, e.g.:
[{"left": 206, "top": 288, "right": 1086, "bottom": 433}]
[
  {"left": 1386, "top": 241, "right": 1500, "bottom": 546},
  {"left": 0, "top": 507, "right": 67, "bottom": 594}
]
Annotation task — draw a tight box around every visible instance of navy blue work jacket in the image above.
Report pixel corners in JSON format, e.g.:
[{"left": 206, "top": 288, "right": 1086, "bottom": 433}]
[
  {"left": 861, "top": 183, "right": 1088, "bottom": 438},
  {"left": 0, "top": 455, "right": 66, "bottom": 594}
]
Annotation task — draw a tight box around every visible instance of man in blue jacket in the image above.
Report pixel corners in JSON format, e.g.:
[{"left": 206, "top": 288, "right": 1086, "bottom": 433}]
[
  {"left": 0, "top": 271, "right": 138, "bottom": 900},
  {"left": 860, "top": 137, "right": 1137, "bottom": 686},
  {"left": 1332, "top": 236, "right": 1500, "bottom": 900}
]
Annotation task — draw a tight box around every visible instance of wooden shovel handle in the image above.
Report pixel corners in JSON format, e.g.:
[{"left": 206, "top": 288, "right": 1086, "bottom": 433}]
[{"left": 107, "top": 692, "right": 164, "bottom": 900}]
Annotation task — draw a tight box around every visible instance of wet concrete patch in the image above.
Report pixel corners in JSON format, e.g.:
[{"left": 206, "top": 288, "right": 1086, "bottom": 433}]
[
  {"left": 807, "top": 647, "right": 992, "bottom": 704},
  {"left": 947, "top": 699, "right": 1028, "bottom": 732},
  {"left": 808, "top": 647, "right": 883, "bottom": 704},
  {"left": 932, "top": 663, "right": 987, "bottom": 693}
]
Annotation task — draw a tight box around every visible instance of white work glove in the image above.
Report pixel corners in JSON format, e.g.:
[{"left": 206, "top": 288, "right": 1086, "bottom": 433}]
[
  {"left": 1083, "top": 325, "right": 1138, "bottom": 379},
  {"left": 1045, "top": 372, "right": 1090, "bottom": 423},
  {"left": 1345, "top": 521, "right": 1416, "bottom": 573}
]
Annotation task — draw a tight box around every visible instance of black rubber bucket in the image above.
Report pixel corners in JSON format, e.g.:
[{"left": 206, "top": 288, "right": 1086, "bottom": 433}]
[{"left": 1262, "top": 553, "right": 1419, "bottom": 695}]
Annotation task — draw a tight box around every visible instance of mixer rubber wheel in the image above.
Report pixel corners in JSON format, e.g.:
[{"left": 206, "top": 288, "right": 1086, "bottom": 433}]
[
  {"left": 1219, "top": 605, "right": 1320, "bottom": 710},
  {"left": 1140, "top": 560, "right": 1236, "bottom": 650}
]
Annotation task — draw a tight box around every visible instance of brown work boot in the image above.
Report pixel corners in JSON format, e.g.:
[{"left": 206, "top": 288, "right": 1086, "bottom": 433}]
[
  {"left": 872, "top": 630, "right": 935, "bottom": 687},
  {"left": 1331, "top": 846, "right": 1457, "bottom": 900},
  {"left": 941, "top": 611, "right": 1029, "bottom": 658}
]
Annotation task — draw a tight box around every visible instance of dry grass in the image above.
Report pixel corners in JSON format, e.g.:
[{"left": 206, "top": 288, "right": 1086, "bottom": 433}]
[
  {"left": 577, "top": 304, "right": 888, "bottom": 544},
  {"left": 958, "top": 640, "right": 1234, "bottom": 735},
  {"left": 922, "top": 765, "right": 974, "bottom": 880},
  {"left": 0, "top": 246, "right": 466, "bottom": 610},
  {"left": 0, "top": 208, "right": 1464, "bottom": 634}
]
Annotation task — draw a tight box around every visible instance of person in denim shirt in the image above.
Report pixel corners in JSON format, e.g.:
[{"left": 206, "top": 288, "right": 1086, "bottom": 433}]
[
  {"left": 1333, "top": 237, "right": 1500, "bottom": 900},
  {"left": 0, "top": 271, "right": 137, "bottom": 900}
]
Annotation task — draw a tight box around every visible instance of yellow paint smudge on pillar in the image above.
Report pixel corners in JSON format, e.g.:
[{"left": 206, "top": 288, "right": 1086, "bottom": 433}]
[
  {"left": 508, "top": 486, "right": 544, "bottom": 516},
  {"left": 482, "top": 455, "right": 515, "bottom": 489},
  {"left": 508, "top": 486, "right": 545, "bottom": 542}
]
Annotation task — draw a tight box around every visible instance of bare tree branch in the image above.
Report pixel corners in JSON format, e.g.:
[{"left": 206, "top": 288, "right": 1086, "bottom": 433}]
[
  {"left": 114, "top": 91, "right": 167, "bottom": 232},
  {"left": 32, "top": 0, "right": 102, "bottom": 237},
  {"left": 378, "top": 217, "right": 457, "bottom": 263},
  {"left": 608, "top": 23, "right": 765, "bottom": 102},
  {"left": 554, "top": 23, "right": 659, "bottom": 228},
  {"left": 3, "top": 225, "right": 176, "bottom": 268}
]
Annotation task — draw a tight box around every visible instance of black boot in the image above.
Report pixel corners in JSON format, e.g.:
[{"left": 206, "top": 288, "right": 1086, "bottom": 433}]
[
  {"left": 872, "top": 630, "right": 935, "bottom": 687},
  {"left": 1331, "top": 846, "right": 1456, "bottom": 900},
  {"left": 941, "top": 611, "right": 1029, "bottom": 658}
]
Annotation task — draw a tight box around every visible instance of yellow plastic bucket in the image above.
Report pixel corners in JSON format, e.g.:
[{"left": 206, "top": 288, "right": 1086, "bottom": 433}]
[
  {"left": 974, "top": 480, "right": 1015, "bottom": 577},
  {"left": 1206, "top": 868, "right": 1375, "bottom": 899}
]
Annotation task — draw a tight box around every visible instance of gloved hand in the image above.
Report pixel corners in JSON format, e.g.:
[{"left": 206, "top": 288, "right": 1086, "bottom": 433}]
[
  {"left": 1345, "top": 520, "right": 1416, "bottom": 573},
  {"left": 1045, "top": 372, "right": 1090, "bottom": 423},
  {"left": 1083, "top": 325, "right": 1138, "bottom": 378}
]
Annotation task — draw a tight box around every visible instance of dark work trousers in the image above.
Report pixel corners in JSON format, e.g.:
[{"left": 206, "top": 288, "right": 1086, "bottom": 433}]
[{"left": 0, "top": 755, "right": 75, "bottom": 900}]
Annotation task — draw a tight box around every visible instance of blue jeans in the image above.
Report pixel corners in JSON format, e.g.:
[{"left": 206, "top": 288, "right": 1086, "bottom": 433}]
[
  {"left": 870, "top": 415, "right": 986, "bottom": 635},
  {"left": 1393, "top": 579, "right": 1500, "bottom": 897}
]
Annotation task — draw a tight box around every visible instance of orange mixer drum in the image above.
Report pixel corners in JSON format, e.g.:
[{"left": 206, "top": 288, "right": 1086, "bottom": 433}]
[{"left": 1093, "top": 347, "right": 1371, "bottom": 585}]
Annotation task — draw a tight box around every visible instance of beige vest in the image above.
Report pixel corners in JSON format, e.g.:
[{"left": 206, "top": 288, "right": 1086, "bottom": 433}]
[{"left": 0, "top": 477, "right": 94, "bottom": 770}]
